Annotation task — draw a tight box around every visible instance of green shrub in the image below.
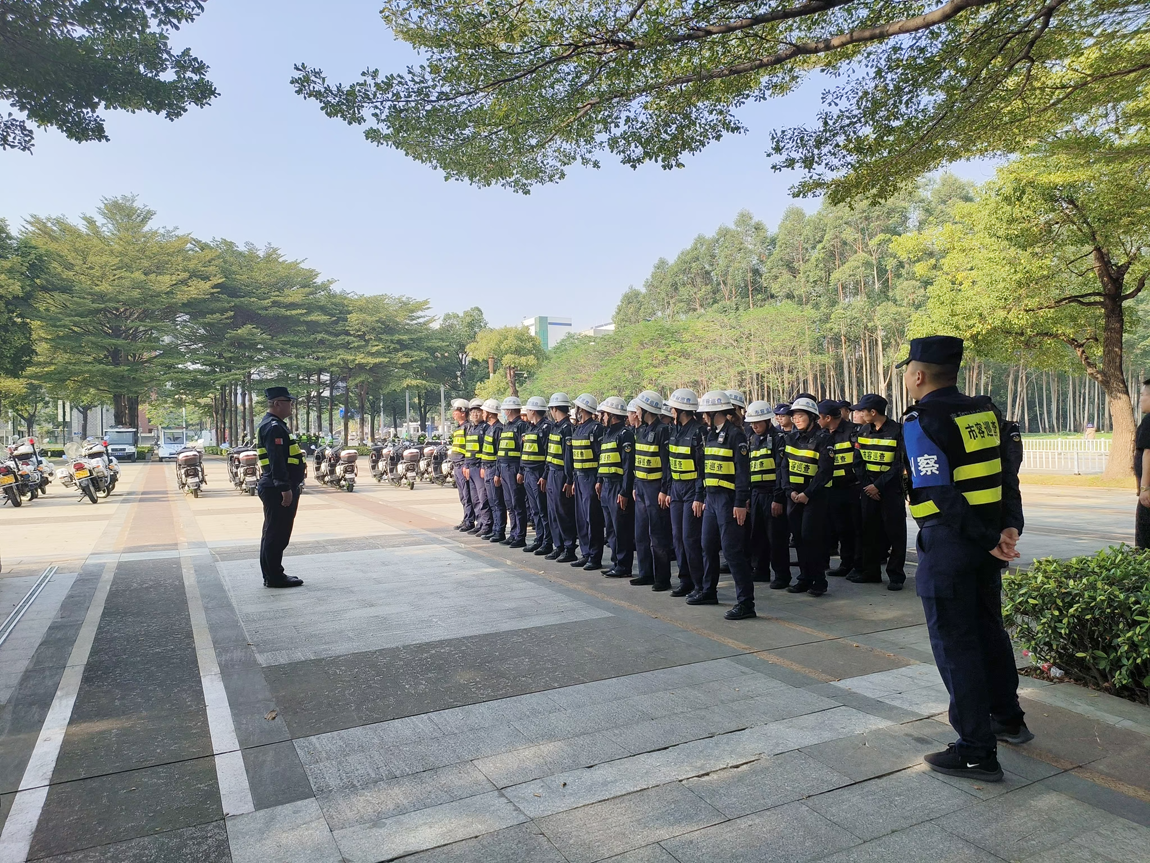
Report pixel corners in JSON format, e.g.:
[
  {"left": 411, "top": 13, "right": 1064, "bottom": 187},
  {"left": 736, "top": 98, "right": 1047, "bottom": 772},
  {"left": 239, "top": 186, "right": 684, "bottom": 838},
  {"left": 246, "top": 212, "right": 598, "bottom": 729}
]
[
  {"left": 1003, "top": 545, "right": 1150, "bottom": 704},
  {"left": 203, "top": 446, "right": 222, "bottom": 455}
]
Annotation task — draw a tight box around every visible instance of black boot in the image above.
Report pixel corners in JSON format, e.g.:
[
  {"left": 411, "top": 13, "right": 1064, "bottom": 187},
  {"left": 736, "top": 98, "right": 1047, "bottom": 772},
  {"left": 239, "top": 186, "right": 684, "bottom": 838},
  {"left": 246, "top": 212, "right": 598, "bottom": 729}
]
[
  {"left": 265, "top": 575, "right": 304, "bottom": 588},
  {"left": 535, "top": 544, "right": 554, "bottom": 556},
  {"left": 724, "top": 602, "right": 756, "bottom": 620},
  {"left": 557, "top": 549, "right": 578, "bottom": 563}
]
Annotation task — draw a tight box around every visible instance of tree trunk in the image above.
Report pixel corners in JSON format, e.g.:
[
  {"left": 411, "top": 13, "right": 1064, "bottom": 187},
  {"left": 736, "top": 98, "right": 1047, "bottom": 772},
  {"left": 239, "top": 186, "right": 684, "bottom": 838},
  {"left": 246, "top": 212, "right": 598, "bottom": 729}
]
[{"left": 342, "top": 377, "right": 351, "bottom": 444}]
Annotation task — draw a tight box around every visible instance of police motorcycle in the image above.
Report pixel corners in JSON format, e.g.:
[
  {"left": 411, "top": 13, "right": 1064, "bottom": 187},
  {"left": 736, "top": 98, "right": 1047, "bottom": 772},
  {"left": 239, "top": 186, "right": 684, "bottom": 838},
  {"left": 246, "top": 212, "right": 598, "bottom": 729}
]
[
  {"left": 0, "top": 458, "right": 21, "bottom": 506},
  {"left": 381, "top": 440, "right": 418, "bottom": 490},
  {"left": 56, "top": 439, "right": 114, "bottom": 503},
  {"left": 369, "top": 441, "right": 387, "bottom": 482},
  {"left": 421, "top": 438, "right": 453, "bottom": 487},
  {"left": 82, "top": 438, "right": 119, "bottom": 497},
  {"left": 174, "top": 445, "right": 206, "bottom": 498},
  {"left": 8, "top": 438, "right": 51, "bottom": 500},
  {"left": 227, "top": 442, "right": 260, "bottom": 495}
]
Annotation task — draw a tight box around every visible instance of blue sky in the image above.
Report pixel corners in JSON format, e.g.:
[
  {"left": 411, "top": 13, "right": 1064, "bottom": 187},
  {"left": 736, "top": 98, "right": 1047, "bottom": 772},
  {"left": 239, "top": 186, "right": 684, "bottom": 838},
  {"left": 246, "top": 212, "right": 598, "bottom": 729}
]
[{"left": 1, "top": 0, "right": 997, "bottom": 333}]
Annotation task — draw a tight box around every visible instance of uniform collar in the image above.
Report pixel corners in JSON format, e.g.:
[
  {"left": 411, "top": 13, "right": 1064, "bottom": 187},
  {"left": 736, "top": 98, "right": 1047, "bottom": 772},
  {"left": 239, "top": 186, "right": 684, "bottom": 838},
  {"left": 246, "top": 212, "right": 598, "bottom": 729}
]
[{"left": 919, "top": 385, "right": 959, "bottom": 404}]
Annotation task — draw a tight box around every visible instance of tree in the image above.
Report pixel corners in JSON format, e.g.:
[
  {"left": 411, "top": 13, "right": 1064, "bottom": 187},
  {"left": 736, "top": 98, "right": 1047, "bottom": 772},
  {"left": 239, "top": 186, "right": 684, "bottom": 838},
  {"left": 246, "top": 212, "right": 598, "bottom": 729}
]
[
  {"left": 1, "top": 0, "right": 216, "bottom": 152},
  {"left": 917, "top": 142, "right": 1150, "bottom": 477},
  {"left": 0, "top": 220, "right": 34, "bottom": 376},
  {"left": 292, "top": 0, "right": 1150, "bottom": 200},
  {"left": 436, "top": 307, "right": 488, "bottom": 396},
  {"left": 0, "top": 376, "right": 49, "bottom": 437},
  {"left": 466, "top": 327, "right": 545, "bottom": 398},
  {"left": 25, "top": 196, "right": 218, "bottom": 427}
]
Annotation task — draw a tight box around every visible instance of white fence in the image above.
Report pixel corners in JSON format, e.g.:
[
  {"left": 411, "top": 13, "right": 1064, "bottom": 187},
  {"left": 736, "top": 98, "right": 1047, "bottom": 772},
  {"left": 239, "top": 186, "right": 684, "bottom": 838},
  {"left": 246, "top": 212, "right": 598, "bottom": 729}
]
[{"left": 1020, "top": 438, "right": 1111, "bottom": 474}]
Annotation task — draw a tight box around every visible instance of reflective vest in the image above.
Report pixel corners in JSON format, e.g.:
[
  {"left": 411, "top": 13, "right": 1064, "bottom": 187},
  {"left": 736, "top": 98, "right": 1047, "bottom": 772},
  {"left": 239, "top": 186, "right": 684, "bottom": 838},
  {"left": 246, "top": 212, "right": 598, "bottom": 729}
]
[
  {"left": 497, "top": 425, "right": 521, "bottom": 460},
  {"left": 598, "top": 437, "right": 623, "bottom": 476},
  {"left": 465, "top": 427, "right": 481, "bottom": 460},
  {"left": 785, "top": 443, "right": 819, "bottom": 488},
  {"left": 547, "top": 427, "right": 566, "bottom": 468},
  {"left": 521, "top": 426, "right": 545, "bottom": 465},
  {"left": 257, "top": 432, "right": 302, "bottom": 468},
  {"left": 451, "top": 427, "right": 467, "bottom": 457},
  {"left": 907, "top": 406, "right": 1003, "bottom": 521},
  {"left": 479, "top": 425, "right": 498, "bottom": 462},
  {"left": 832, "top": 439, "right": 856, "bottom": 481},
  {"left": 634, "top": 427, "right": 663, "bottom": 482},
  {"left": 571, "top": 430, "right": 598, "bottom": 473},
  {"left": 704, "top": 444, "right": 735, "bottom": 491},
  {"left": 857, "top": 434, "right": 898, "bottom": 474},
  {"left": 749, "top": 435, "right": 775, "bottom": 486}
]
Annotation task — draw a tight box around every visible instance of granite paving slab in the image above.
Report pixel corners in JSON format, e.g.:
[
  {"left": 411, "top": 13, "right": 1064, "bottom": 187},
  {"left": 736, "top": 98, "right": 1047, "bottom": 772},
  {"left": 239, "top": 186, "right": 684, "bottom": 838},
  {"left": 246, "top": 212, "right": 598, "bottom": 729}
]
[
  {"left": 395, "top": 822, "right": 567, "bottom": 863},
  {"left": 225, "top": 798, "right": 341, "bottom": 863},
  {"left": 684, "top": 750, "right": 853, "bottom": 819},
  {"left": 31, "top": 822, "right": 231, "bottom": 863},
  {"left": 812, "top": 822, "right": 1002, "bottom": 863}
]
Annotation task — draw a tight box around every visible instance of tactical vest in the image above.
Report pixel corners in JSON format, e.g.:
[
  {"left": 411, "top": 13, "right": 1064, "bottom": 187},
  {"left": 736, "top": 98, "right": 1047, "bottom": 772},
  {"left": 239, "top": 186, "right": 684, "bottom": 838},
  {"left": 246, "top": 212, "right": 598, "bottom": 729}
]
[
  {"left": 634, "top": 426, "right": 663, "bottom": 482},
  {"left": 451, "top": 427, "right": 467, "bottom": 457},
  {"left": 479, "top": 426, "right": 498, "bottom": 462},
  {"left": 497, "top": 424, "right": 521, "bottom": 460},
  {"left": 547, "top": 427, "right": 566, "bottom": 469},
  {"left": 669, "top": 425, "right": 699, "bottom": 482},
  {"left": 257, "top": 431, "right": 303, "bottom": 469},
  {"left": 749, "top": 435, "right": 776, "bottom": 486},
  {"left": 521, "top": 426, "right": 546, "bottom": 466},
  {"left": 785, "top": 441, "right": 819, "bottom": 488},
  {"left": 857, "top": 433, "right": 898, "bottom": 474},
  {"left": 571, "top": 428, "right": 597, "bottom": 473},
  {"left": 598, "top": 436, "right": 623, "bottom": 476},
  {"left": 906, "top": 403, "right": 1003, "bottom": 522},
  {"left": 704, "top": 441, "right": 736, "bottom": 491}
]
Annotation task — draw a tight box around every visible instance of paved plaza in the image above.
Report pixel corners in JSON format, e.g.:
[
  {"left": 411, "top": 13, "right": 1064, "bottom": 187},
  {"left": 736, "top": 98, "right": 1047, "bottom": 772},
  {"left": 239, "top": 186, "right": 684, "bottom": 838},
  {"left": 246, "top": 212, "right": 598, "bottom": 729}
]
[{"left": 0, "top": 461, "right": 1148, "bottom": 862}]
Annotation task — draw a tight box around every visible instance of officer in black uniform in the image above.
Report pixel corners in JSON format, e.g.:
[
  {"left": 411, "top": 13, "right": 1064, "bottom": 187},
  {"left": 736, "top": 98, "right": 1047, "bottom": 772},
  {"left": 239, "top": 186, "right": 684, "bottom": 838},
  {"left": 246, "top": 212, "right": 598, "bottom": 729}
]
[
  {"left": 818, "top": 399, "right": 861, "bottom": 578},
  {"left": 745, "top": 401, "right": 782, "bottom": 586},
  {"left": 479, "top": 398, "right": 507, "bottom": 542},
  {"left": 768, "top": 403, "right": 794, "bottom": 587},
  {"left": 565, "top": 394, "right": 605, "bottom": 570},
  {"left": 781, "top": 397, "right": 835, "bottom": 596},
  {"left": 497, "top": 396, "right": 529, "bottom": 548},
  {"left": 666, "top": 390, "right": 706, "bottom": 597},
  {"left": 520, "top": 397, "right": 553, "bottom": 556},
  {"left": 449, "top": 399, "right": 474, "bottom": 531},
  {"left": 545, "top": 393, "right": 578, "bottom": 562},
  {"left": 849, "top": 394, "right": 906, "bottom": 589},
  {"left": 256, "top": 387, "right": 305, "bottom": 588},
  {"left": 631, "top": 391, "right": 674, "bottom": 592},
  {"left": 464, "top": 398, "right": 492, "bottom": 536},
  {"left": 597, "top": 397, "right": 636, "bottom": 579},
  {"left": 899, "top": 336, "right": 1028, "bottom": 782}
]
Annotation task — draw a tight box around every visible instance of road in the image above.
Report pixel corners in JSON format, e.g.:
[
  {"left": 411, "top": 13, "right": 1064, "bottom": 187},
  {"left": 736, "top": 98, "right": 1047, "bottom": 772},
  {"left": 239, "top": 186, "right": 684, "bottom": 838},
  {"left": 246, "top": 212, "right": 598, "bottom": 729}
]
[{"left": 0, "top": 461, "right": 1146, "bottom": 862}]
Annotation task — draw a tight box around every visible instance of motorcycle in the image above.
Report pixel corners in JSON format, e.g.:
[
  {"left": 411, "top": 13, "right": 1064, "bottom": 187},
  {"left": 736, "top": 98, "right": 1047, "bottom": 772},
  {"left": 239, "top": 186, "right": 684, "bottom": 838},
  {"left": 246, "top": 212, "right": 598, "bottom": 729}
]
[
  {"left": 430, "top": 440, "right": 454, "bottom": 487},
  {"left": 80, "top": 439, "right": 119, "bottom": 498},
  {"left": 333, "top": 448, "right": 358, "bottom": 491},
  {"left": 227, "top": 445, "right": 260, "bottom": 495},
  {"left": 10, "top": 438, "right": 52, "bottom": 497},
  {"left": 0, "top": 460, "right": 22, "bottom": 507},
  {"left": 5, "top": 443, "right": 42, "bottom": 504},
  {"left": 175, "top": 446, "right": 206, "bottom": 497},
  {"left": 56, "top": 441, "right": 106, "bottom": 504},
  {"left": 394, "top": 442, "right": 419, "bottom": 490},
  {"left": 369, "top": 443, "right": 387, "bottom": 483},
  {"left": 314, "top": 444, "right": 357, "bottom": 491}
]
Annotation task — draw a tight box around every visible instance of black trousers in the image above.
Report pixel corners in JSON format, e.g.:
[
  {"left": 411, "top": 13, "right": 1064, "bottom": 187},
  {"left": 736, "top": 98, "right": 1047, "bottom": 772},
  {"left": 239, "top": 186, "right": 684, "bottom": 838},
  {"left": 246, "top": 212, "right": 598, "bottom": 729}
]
[
  {"left": 466, "top": 463, "right": 491, "bottom": 532},
  {"left": 453, "top": 461, "right": 474, "bottom": 527},
  {"left": 748, "top": 488, "right": 774, "bottom": 582},
  {"left": 702, "top": 489, "right": 755, "bottom": 605},
  {"left": 599, "top": 477, "right": 634, "bottom": 573},
  {"left": 787, "top": 494, "right": 828, "bottom": 590},
  {"left": 1137, "top": 501, "right": 1150, "bottom": 548},
  {"left": 547, "top": 467, "right": 576, "bottom": 552},
  {"left": 825, "top": 485, "right": 861, "bottom": 570},
  {"left": 574, "top": 472, "right": 604, "bottom": 563},
  {"left": 670, "top": 480, "right": 704, "bottom": 592},
  {"left": 769, "top": 505, "right": 792, "bottom": 584},
  {"left": 258, "top": 482, "right": 300, "bottom": 583},
  {"left": 523, "top": 467, "right": 550, "bottom": 545},
  {"left": 919, "top": 530, "right": 1024, "bottom": 761},
  {"left": 860, "top": 489, "right": 907, "bottom": 583},
  {"left": 498, "top": 462, "right": 528, "bottom": 541},
  {"left": 634, "top": 481, "right": 673, "bottom": 588}
]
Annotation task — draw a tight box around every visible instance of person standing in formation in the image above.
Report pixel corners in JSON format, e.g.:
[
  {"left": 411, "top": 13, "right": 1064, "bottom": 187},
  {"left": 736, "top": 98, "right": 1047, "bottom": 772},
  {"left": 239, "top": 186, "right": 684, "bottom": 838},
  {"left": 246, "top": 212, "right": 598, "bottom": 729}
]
[
  {"left": 520, "top": 397, "right": 553, "bottom": 556},
  {"left": 545, "top": 393, "right": 578, "bottom": 562},
  {"left": 449, "top": 399, "right": 474, "bottom": 532},
  {"left": 849, "top": 394, "right": 907, "bottom": 589},
  {"left": 496, "top": 396, "right": 529, "bottom": 548},
  {"left": 256, "top": 387, "right": 305, "bottom": 589},
  {"left": 566, "top": 394, "right": 605, "bottom": 571},
  {"left": 597, "top": 397, "right": 636, "bottom": 579}
]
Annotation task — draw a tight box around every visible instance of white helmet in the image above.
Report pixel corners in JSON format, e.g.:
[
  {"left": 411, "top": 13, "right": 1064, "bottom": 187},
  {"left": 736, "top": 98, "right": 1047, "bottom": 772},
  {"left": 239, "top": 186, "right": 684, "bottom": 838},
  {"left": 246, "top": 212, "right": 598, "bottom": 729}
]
[
  {"left": 501, "top": 396, "right": 522, "bottom": 410},
  {"left": 745, "top": 400, "right": 773, "bottom": 423},
  {"left": 635, "top": 390, "right": 663, "bottom": 415},
  {"left": 468, "top": 398, "right": 484, "bottom": 410},
  {"left": 698, "top": 390, "right": 733, "bottom": 413},
  {"left": 548, "top": 392, "right": 571, "bottom": 408},
  {"left": 661, "top": 403, "right": 673, "bottom": 417},
  {"left": 726, "top": 390, "right": 747, "bottom": 409},
  {"left": 524, "top": 396, "right": 548, "bottom": 411},
  {"left": 666, "top": 388, "right": 699, "bottom": 411},
  {"left": 450, "top": 398, "right": 469, "bottom": 410},
  {"left": 482, "top": 398, "right": 501, "bottom": 414},
  {"left": 790, "top": 396, "right": 820, "bottom": 416},
  {"left": 573, "top": 393, "right": 598, "bottom": 413},
  {"left": 600, "top": 396, "right": 629, "bottom": 416}
]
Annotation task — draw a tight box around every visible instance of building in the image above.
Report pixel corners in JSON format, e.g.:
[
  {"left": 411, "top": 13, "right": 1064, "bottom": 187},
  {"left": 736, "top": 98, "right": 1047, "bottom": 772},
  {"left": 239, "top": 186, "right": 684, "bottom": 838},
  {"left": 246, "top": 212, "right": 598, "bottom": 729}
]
[
  {"left": 522, "top": 316, "right": 573, "bottom": 350},
  {"left": 579, "top": 322, "right": 616, "bottom": 338}
]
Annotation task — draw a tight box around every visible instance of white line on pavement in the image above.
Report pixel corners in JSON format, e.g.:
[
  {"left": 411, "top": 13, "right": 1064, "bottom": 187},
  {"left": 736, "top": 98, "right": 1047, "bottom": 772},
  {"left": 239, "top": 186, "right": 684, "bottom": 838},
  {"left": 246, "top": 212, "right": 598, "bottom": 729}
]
[{"left": 0, "top": 561, "right": 114, "bottom": 863}]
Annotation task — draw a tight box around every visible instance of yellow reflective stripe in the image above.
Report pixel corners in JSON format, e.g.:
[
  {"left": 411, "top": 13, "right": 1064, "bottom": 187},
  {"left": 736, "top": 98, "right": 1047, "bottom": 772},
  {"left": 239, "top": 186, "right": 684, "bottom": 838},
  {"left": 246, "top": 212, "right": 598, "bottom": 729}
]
[
  {"left": 910, "top": 500, "right": 940, "bottom": 518},
  {"left": 954, "top": 458, "right": 1001, "bottom": 481},
  {"left": 865, "top": 464, "right": 891, "bottom": 473},
  {"left": 257, "top": 447, "right": 268, "bottom": 455},
  {"left": 705, "top": 461, "right": 734, "bottom": 475},
  {"left": 962, "top": 486, "right": 1002, "bottom": 505},
  {"left": 704, "top": 478, "right": 736, "bottom": 490},
  {"left": 599, "top": 452, "right": 621, "bottom": 464},
  {"left": 635, "top": 443, "right": 659, "bottom": 453},
  {"left": 856, "top": 437, "right": 898, "bottom": 447},
  {"left": 704, "top": 447, "right": 733, "bottom": 457},
  {"left": 667, "top": 444, "right": 692, "bottom": 455},
  {"left": 834, "top": 441, "right": 853, "bottom": 450},
  {"left": 833, "top": 468, "right": 847, "bottom": 477},
  {"left": 599, "top": 466, "right": 624, "bottom": 475},
  {"left": 259, "top": 459, "right": 270, "bottom": 466},
  {"left": 785, "top": 446, "right": 817, "bottom": 459}
]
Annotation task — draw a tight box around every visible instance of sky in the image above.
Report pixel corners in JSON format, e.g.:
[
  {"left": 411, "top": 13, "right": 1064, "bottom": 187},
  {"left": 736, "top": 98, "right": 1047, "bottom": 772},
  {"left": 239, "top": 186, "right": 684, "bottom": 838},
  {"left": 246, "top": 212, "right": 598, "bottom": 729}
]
[{"left": 1, "top": 0, "right": 998, "bottom": 334}]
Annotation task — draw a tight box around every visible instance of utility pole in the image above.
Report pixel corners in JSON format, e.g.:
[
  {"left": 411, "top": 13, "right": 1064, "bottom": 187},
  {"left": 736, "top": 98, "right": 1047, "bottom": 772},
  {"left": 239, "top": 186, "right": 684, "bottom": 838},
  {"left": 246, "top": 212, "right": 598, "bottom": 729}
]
[{"left": 440, "top": 385, "right": 445, "bottom": 438}]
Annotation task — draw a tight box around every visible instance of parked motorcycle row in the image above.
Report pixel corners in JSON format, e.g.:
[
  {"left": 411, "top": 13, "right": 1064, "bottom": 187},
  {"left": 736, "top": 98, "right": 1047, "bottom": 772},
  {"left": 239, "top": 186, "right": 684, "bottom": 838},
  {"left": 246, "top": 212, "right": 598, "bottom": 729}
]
[
  {"left": 367, "top": 439, "right": 454, "bottom": 491},
  {"left": 1, "top": 437, "right": 123, "bottom": 508}
]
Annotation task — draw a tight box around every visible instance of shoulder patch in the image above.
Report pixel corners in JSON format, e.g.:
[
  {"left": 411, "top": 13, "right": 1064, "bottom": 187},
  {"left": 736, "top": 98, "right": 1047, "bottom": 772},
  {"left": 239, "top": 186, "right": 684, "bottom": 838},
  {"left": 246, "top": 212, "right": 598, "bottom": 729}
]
[
  {"left": 623, "top": 442, "right": 632, "bottom": 453},
  {"left": 738, "top": 443, "right": 748, "bottom": 456},
  {"left": 903, "top": 415, "right": 951, "bottom": 488}
]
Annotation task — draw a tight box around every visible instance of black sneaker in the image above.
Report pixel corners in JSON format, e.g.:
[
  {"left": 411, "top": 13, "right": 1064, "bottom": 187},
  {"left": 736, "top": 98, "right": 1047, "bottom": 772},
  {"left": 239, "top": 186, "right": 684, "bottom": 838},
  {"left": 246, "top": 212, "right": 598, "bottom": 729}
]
[
  {"left": 785, "top": 583, "right": 811, "bottom": 594},
  {"left": 604, "top": 569, "right": 630, "bottom": 579},
  {"left": 807, "top": 587, "right": 827, "bottom": 597},
  {"left": 990, "top": 718, "right": 1035, "bottom": 745},
  {"left": 467, "top": 526, "right": 484, "bottom": 535},
  {"left": 557, "top": 550, "right": 578, "bottom": 563},
  {"left": 629, "top": 576, "right": 654, "bottom": 586},
  {"left": 669, "top": 586, "right": 693, "bottom": 597},
  {"left": 477, "top": 531, "right": 493, "bottom": 540},
  {"left": 535, "top": 544, "right": 554, "bottom": 556},
  {"left": 846, "top": 570, "right": 882, "bottom": 583},
  {"left": 887, "top": 582, "right": 905, "bottom": 592},
  {"left": 769, "top": 580, "right": 791, "bottom": 590},
  {"left": 924, "top": 745, "right": 1003, "bottom": 782},
  {"left": 686, "top": 593, "right": 718, "bottom": 605},
  {"left": 490, "top": 534, "right": 507, "bottom": 543},
  {"left": 724, "top": 602, "right": 756, "bottom": 620}
]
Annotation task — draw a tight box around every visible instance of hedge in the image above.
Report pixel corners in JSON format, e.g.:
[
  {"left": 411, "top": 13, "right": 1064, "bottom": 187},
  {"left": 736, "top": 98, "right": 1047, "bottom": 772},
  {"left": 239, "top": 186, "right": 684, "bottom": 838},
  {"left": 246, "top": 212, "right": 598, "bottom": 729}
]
[{"left": 1003, "top": 545, "right": 1150, "bottom": 704}]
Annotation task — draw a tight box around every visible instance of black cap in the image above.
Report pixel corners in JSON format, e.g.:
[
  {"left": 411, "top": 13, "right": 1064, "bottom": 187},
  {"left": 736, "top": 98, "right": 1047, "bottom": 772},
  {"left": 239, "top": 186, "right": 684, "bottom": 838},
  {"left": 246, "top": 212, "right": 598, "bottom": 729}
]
[
  {"left": 816, "top": 399, "right": 840, "bottom": 416},
  {"left": 792, "top": 391, "right": 817, "bottom": 403},
  {"left": 850, "top": 394, "right": 889, "bottom": 413},
  {"left": 265, "top": 386, "right": 296, "bottom": 401},
  {"left": 773, "top": 402, "right": 791, "bottom": 415},
  {"left": 896, "top": 335, "right": 964, "bottom": 369},
  {"left": 836, "top": 400, "right": 852, "bottom": 409}
]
